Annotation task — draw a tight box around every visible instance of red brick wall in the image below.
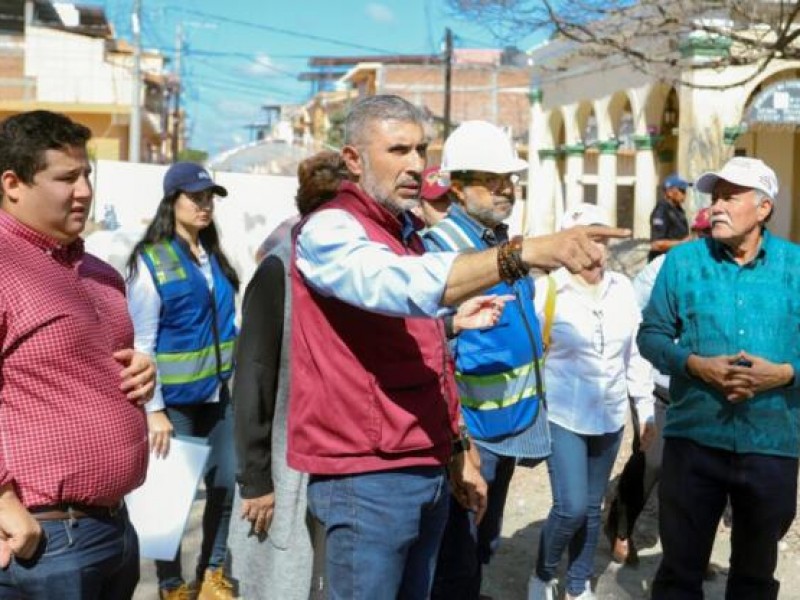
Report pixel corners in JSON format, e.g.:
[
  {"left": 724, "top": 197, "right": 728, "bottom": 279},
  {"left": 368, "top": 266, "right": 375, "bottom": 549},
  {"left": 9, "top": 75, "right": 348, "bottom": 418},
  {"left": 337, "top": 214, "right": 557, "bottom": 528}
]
[
  {"left": 379, "top": 65, "right": 530, "bottom": 137},
  {"left": 0, "top": 52, "right": 32, "bottom": 101}
]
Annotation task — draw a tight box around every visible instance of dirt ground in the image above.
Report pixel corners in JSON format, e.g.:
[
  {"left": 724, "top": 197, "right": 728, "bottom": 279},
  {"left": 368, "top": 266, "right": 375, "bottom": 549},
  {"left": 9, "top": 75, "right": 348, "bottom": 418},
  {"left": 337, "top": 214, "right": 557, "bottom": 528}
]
[
  {"left": 134, "top": 416, "right": 800, "bottom": 599},
  {"left": 481, "top": 420, "right": 800, "bottom": 600},
  {"left": 134, "top": 243, "right": 800, "bottom": 599}
]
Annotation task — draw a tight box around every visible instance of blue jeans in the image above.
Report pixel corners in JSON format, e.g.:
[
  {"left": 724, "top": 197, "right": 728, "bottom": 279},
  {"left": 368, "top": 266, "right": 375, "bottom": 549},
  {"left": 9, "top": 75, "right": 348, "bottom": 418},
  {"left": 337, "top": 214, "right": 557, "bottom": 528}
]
[
  {"left": 653, "top": 438, "right": 797, "bottom": 600},
  {"left": 156, "top": 390, "right": 235, "bottom": 590},
  {"left": 307, "top": 466, "right": 449, "bottom": 600},
  {"left": 0, "top": 508, "right": 139, "bottom": 599},
  {"left": 432, "top": 445, "right": 537, "bottom": 599},
  {"left": 537, "top": 422, "right": 622, "bottom": 597}
]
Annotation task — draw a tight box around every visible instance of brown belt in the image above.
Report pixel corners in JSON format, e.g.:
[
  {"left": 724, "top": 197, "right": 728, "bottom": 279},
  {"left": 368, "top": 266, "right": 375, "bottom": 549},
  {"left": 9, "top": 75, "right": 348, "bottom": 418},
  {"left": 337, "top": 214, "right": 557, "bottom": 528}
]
[{"left": 30, "top": 502, "right": 124, "bottom": 522}]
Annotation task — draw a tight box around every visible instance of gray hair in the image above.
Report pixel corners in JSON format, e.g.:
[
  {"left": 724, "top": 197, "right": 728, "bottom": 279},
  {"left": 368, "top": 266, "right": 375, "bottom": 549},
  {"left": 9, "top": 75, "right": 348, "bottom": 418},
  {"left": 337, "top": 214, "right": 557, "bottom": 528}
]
[
  {"left": 754, "top": 189, "right": 774, "bottom": 222},
  {"left": 754, "top": 189, "right": 770, "bottom": 203},
  {"left": 344, "top": 95, "right": 427, "bottom": 148}
]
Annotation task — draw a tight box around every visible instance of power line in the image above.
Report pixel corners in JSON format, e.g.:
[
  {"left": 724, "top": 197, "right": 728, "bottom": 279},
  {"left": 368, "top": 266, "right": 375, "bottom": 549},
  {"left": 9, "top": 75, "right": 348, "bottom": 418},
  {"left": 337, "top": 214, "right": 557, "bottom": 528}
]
[
  {"left": 187, "top": 50, "right": 298, "bottom": 78},
  {"left": 189, "top": 56, "right": 300, "bottom": 97},
  {"left": 165, "top": 6, "right": 399, "bottom": 54}
]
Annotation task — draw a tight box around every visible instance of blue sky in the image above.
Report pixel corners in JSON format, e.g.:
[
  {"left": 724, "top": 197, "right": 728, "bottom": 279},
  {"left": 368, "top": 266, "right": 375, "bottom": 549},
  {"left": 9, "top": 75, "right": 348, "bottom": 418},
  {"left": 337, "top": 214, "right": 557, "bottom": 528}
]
[{"left": 80, "top": 0, "right": 540, "bottom": 157}]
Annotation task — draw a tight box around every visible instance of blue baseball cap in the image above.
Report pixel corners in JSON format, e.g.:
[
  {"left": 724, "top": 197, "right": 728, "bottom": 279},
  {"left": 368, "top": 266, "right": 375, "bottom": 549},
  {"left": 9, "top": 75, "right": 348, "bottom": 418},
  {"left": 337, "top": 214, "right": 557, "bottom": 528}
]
[
  {"left": 163, "top": 162, "right": 228, "bottom": 198},
  {"left": 663, "top": 173, "right": 691, "bottom": 191}
]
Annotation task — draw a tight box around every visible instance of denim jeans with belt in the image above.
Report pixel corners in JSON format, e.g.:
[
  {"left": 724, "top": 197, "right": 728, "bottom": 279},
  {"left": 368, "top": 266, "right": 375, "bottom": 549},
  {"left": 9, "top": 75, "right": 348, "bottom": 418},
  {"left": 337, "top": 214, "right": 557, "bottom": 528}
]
[
  {"left": 0, "top": 506, "right": 139, "bottom": 599},
  {"left": 156, "top": 388, "right": 236, "bottom": 590},
  {"left": 536, "top": 421, "right": 623, "bottom": 597},
  {"left": 307, "top": 466, "right": 449, "bottom": 600}
]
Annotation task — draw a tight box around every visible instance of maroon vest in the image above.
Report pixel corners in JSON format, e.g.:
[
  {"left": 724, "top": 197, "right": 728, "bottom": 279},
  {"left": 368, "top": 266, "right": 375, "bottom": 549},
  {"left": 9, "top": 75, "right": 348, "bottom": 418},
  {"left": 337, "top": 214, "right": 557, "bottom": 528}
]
[{"left": 287, "top": 182, "right": 459, "bottom": 475}]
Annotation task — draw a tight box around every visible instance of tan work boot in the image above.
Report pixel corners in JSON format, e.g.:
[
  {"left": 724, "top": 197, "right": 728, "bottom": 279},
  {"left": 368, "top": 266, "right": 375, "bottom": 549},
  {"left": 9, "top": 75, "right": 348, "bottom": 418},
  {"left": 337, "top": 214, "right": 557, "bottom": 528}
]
[
  {"left": 159, "top": 582, "right": 198, "bottom": 600},
  {"left": 197, "top": 568, "right": 236, "bottom": 600}
]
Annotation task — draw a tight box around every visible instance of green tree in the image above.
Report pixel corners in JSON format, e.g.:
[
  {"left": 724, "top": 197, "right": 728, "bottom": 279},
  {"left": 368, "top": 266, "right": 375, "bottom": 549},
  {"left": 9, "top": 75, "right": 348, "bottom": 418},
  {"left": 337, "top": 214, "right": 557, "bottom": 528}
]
[
  {"left": 177, "top": 148, "right": 209, "bottom": 163},
  {"left": 326, "top": 110, "right": 347, "bottom": 149}
]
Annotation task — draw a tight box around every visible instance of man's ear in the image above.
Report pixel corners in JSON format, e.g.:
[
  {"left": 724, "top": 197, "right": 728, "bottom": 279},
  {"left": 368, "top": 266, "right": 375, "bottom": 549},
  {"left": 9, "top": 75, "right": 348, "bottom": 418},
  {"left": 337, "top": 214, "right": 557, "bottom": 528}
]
[
  {"left": 341, "top": 145, "right": 363, "bottom": 179},
  {"left": 0, "top": 170, "right": 22, "bottom": 204},
  {"left": 449, "top": 179, "right": 466, "bottom": 203},
  {"left": 757, "top": 197, "right": 774, "bottom": 223}
]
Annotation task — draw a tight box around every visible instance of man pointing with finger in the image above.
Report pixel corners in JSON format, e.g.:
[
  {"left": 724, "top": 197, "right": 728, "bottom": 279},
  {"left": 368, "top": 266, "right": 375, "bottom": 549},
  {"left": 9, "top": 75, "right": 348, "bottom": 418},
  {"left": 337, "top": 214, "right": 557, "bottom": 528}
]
[
  {"left": 638, "top": 156, "right": 800, "bottom": 599},
  {"left": 288, "top": 94, "right": 629, "bottom": 600}
]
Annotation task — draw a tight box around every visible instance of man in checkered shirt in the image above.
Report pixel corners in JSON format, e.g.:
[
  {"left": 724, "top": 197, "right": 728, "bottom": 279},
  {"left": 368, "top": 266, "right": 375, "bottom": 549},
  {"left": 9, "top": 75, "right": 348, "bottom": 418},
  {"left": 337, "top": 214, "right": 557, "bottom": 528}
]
[{"left": 0, "top": 110, "right": 155, "bottom": 598}]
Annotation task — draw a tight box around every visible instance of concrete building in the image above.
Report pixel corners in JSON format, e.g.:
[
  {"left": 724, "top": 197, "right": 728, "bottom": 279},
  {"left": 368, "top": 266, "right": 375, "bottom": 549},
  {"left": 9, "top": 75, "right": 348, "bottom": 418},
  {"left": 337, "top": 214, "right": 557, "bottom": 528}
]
[
  {"left": 526, "top": 23, "right": 800, "bottom": 241},
  {"left": 0, "top": 0, "right": 173, "bottom": 162},
  {"left": 299, "top": 50, "right": 532, "bottom": 164}
]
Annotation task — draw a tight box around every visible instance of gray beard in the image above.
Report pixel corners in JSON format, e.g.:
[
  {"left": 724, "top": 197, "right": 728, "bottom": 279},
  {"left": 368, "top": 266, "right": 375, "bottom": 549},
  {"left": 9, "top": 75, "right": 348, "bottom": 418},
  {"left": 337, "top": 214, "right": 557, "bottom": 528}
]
[{"left": 361, "top": 168, "right": 419, "bottom": 215}]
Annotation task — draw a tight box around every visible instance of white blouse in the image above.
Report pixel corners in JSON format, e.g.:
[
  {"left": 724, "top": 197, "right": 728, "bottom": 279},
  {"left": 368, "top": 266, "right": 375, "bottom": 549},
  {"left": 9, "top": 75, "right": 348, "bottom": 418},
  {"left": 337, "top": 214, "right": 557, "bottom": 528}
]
[{"left": 533, "top": 268, "right": 654, "bottom": 435}]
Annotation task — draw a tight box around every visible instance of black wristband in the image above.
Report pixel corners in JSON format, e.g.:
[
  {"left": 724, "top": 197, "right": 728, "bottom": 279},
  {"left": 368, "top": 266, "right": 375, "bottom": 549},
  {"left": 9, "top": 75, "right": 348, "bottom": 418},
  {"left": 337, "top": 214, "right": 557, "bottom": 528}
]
[{"left": 451, "top": 425, "right": 471, "bottom": 457}]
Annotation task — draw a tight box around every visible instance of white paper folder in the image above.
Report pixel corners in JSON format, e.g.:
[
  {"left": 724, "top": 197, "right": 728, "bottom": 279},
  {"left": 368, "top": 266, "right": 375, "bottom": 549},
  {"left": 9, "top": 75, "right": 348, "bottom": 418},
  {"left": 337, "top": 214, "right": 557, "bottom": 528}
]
[{"left": 125, "top": 437, "right": 211, "bottom": 561}]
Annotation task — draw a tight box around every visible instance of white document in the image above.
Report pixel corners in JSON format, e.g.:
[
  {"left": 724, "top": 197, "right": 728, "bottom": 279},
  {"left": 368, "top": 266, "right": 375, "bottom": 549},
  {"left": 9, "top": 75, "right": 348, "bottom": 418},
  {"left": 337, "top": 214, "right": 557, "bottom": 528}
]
[{"left": 125, "top": 437, "right": 211, "bottom": 560}]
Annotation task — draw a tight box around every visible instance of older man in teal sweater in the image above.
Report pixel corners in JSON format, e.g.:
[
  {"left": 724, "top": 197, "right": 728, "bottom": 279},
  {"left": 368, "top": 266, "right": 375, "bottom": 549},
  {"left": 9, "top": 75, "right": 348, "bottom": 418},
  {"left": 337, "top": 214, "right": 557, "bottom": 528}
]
[{"left": 638, "top": 157, "right": 800, "bottom": 600}]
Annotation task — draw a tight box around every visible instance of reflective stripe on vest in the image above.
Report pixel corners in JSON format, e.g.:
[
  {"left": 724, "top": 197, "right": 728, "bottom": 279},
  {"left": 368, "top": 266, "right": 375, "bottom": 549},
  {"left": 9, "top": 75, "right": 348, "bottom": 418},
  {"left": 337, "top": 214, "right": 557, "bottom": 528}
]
[
  {"left": 143, "top": 243, "right": 187, "bottom": 285},
  {"left": 425, "top": 212, "right": 544, "bottom": 417},
  {"left": 157, "top": 339, "right": 235, "bottom": 385},
  {"left": 455, "top": 357, "right": 545, "bottom": 410}
]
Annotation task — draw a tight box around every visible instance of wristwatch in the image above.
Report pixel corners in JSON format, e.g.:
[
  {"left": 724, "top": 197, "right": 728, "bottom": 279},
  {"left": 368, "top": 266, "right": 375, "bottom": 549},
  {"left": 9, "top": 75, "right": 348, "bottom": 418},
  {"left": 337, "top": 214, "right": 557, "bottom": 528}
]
[{"left": 451, "top": 425, "right": 471, "bottom": 457}]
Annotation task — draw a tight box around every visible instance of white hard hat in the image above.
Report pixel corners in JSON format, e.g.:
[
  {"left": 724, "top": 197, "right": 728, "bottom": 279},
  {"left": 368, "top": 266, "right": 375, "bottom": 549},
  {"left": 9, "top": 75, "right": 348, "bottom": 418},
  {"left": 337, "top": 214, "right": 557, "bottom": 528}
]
[{"left": 441, "top": 120, "right": 528, "bottom": 174}]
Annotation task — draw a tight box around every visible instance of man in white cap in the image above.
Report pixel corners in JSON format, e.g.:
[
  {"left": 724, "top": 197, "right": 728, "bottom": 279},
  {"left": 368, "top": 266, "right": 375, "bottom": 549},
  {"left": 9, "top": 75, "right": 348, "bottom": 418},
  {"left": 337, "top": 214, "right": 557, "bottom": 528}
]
[
  {"left": 638, "top": 156, "right": 800, "bottom": 599},
  {"left": 424, "top": 121, "right": 551, "bottom": 600}
]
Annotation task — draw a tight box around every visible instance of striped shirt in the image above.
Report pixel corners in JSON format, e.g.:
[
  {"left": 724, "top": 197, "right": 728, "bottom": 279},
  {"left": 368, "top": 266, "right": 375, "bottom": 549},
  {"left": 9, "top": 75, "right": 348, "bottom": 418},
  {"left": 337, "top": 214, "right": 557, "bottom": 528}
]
[{"left": 424, "top": 204, "right": 550, "bottom": 459}]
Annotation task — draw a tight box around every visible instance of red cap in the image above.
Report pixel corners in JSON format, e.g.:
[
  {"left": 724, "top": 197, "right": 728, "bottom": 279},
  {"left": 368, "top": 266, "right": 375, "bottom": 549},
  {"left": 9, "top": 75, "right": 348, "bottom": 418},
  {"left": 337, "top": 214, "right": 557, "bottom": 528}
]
[
  {"left": 691, "top": 207, "right": 711, "bottom": 231},
  {"left": 421, "top": 166, "right": 450, "bottom": 200}
]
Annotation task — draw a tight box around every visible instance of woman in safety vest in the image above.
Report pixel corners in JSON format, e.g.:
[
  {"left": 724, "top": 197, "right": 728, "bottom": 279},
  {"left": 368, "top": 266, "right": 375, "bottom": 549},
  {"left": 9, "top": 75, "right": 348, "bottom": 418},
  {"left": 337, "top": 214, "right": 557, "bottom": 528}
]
[{"left": 126, "top": 162, "right": 239, "bottom": 600}]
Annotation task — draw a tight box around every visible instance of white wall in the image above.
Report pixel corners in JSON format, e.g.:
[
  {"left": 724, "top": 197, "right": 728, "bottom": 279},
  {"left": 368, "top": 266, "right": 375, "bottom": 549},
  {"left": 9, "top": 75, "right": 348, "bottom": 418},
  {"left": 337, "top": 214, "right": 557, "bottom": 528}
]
[
  {"left": 25, "top": 26, "right": 163, "bottom": 106},
  {"left": 87, "top": 160, "right": 300, "bottom": 289},
  {"left": 26, "top": 27, "right": 128, "bottom": 104}
]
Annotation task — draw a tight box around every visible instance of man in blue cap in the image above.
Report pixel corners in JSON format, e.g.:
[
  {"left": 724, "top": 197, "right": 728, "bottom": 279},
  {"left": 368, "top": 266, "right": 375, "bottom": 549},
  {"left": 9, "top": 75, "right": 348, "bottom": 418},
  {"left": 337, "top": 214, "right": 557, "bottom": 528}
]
[{"left": 648, "top": 173, "right": 691, "bottom": 261}]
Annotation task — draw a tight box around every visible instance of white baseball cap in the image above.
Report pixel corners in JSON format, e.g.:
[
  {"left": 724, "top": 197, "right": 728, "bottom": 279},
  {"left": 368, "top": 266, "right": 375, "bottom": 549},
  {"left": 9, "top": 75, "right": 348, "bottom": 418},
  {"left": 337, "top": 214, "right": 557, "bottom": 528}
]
[
  {"left": 695, "top": 157, "right": 779, "bottom": 200},
  {"left": 560, "top": 203, "right": 611, "bottom": 230}
]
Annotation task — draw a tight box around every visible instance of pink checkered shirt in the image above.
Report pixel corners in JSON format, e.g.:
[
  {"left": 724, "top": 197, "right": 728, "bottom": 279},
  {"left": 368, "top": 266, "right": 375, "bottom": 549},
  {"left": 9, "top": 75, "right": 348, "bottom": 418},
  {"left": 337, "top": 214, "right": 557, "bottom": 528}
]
[{"left": 0, "top": 211, "right": 148, "bottom": 509}]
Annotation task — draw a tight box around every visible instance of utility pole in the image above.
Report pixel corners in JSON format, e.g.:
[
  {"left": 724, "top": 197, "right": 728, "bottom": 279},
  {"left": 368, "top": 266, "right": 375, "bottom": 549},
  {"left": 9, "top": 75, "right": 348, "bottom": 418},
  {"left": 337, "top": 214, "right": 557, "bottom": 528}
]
[
  {"left": 128, "top": 0, "right": 142, "bottom": 162},
  {"left": 171, "top": 22, "right": 183, "bottom": 163},
  {"left": 443, "top": 27, "right": 453, "bottom": 139}
]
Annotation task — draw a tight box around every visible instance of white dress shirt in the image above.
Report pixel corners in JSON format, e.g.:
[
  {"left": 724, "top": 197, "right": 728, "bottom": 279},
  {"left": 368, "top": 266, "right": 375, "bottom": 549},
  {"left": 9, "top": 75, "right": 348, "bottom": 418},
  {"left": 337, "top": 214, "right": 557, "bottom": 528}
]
[
  {"left": 295, "top": 208, "right": 458, "bottom": 317},
  {"left": 127, "top": 247, "right": 220, "bottom": 413},
  {"left": 632, "top": 254, "right": 671, "bottom": 393},
  {"left": 534, "top": 268, "right": 654, "bottom": 435}
]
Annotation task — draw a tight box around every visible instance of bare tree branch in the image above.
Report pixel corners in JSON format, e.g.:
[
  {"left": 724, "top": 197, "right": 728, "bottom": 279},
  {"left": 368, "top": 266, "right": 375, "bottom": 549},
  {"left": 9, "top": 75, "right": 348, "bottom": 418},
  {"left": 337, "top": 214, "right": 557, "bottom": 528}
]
[{"left": 446, "top": 0, "right": 800, "bottom": 89}]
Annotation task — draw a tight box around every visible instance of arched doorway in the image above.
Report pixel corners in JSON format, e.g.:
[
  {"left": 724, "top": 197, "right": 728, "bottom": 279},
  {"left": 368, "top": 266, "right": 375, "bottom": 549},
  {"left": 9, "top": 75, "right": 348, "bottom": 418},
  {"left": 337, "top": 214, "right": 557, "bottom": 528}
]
[{"left": 738, "top": 70, "right": 800, "bottom": 241}]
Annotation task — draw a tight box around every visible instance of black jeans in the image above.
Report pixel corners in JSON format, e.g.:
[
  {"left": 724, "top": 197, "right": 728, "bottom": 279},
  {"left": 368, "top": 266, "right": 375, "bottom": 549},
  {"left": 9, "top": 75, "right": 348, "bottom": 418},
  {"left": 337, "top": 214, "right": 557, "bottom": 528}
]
[
  {"left": 431, "top": 446, "right": 528, "bottom": 600},
  {"left": 156, "top": 388, "right": 235, "bottom": 589},
  {"left": 653, "top": 437, "right": 797, "bottom": 600},
  {"left": 606, "top": 396, "right": 667, "bottom": 540}
]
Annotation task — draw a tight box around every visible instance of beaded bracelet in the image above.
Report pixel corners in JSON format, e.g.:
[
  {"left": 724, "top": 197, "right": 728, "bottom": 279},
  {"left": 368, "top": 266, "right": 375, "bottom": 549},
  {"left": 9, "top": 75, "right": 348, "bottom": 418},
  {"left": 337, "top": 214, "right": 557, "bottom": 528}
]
[
  {"left": 497, "top": 239, "right": 528, "bottom": 284},
  {"left": 508, "top": 235, "right": 530, "bottom": 276}
]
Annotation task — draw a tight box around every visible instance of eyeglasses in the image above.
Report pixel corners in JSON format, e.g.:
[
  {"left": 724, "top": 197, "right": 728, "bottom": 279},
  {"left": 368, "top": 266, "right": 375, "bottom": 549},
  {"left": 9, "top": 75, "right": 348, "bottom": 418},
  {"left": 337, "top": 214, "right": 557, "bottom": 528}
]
[{"left": 461, "top": 172, "right": 519, "bottom": 192}]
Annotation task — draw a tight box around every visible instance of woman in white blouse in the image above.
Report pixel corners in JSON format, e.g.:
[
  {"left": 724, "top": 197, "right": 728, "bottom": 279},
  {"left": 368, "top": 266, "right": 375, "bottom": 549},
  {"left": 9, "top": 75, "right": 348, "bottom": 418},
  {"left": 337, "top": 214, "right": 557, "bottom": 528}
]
[{"left": 527, "top": 203, "right": 655, "bottom": 600}]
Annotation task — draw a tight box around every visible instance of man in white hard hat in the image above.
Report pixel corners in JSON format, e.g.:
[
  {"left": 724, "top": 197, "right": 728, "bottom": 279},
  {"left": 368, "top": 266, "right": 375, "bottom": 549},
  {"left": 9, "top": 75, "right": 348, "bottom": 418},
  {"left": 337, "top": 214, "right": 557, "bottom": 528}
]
[
  {"left": 639, "top": 156, "right": 800, "bottom": 599},
  {"left": 289, "top": 96, "right": 630, "bottom": 600},
  {"left": 424, "top": 121, "right": 550, "bottom": 600}
]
